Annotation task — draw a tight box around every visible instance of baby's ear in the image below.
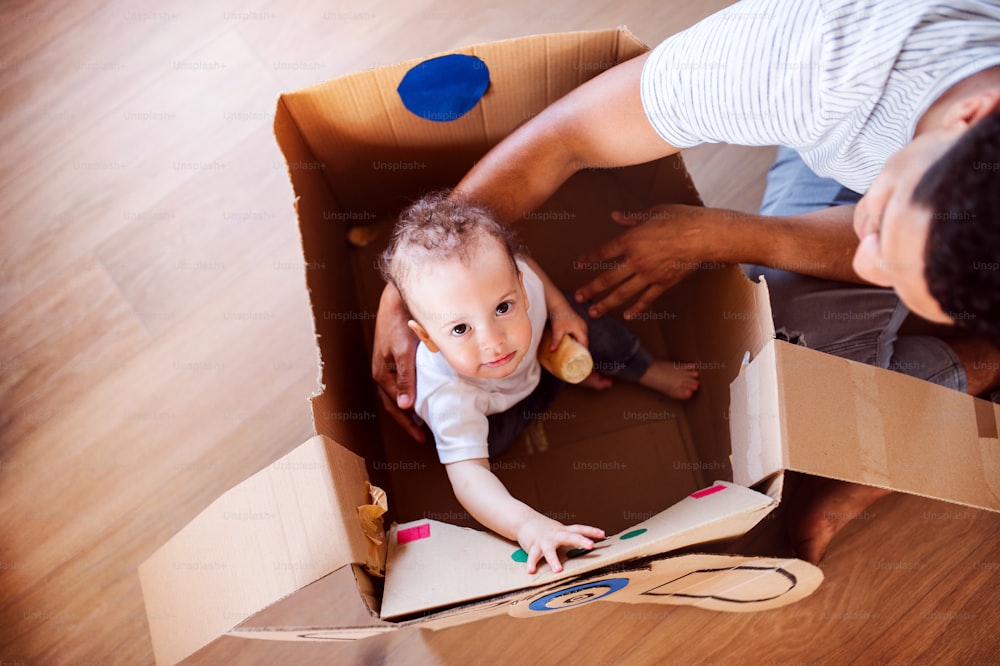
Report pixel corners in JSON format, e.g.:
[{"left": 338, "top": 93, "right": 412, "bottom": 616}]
[
  {"left": 518, "top": 270, "right": 530, "bottom": 312},
  {"left": 408, "top": 319, "right": 439, "bottom": 353}
]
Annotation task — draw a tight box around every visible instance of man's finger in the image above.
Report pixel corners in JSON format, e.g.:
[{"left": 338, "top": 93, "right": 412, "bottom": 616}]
[
  {"left": 611, "top": 208, "right": 658, "bottom": 227},
  {"left": 589, "top": 275, "right": 648, "bottom": 318},
  {"left": 577, "top": 234, "right": 626, "bottom": 265},
  {"left": 610, "top": 210, "right": 643, "bottom": 228},
  {"left": 372, "top": 353, "right": 393, "bottom": 389},
  {"left": 575, "top": 263, "right": 633, "bottom": 307},
  {"left": 392, "top": 353, "right": 416, "bottom": 410},
  {"left": 612, "top": 206, "right": 672, "bottom": 228},
  {"left": 623, "top": 283, "right": 668, "bottom": 320},
  {"left": 376, "top": 387, "right": 426, "bottom": 443}
]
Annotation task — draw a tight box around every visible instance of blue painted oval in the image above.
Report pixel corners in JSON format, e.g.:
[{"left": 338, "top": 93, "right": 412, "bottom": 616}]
[{"left": 397, "top": 53, "right": 490, "bottom": 122}]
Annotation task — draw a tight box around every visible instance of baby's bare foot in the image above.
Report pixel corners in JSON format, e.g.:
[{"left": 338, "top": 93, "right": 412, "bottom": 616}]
[{"left": 639, "top": 361, "right": 700, "bottom": 400}]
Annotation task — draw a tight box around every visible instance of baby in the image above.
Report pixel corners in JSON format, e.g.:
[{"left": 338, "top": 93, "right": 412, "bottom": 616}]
[{"left": 378, "top": 192, "right": 699, "bottom": 574}]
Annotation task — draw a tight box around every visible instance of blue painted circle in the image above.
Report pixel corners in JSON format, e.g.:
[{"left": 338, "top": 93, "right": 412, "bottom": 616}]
[
  {"left": 397, "top": 53, "right": 490, "bottom": 122},
  {"left": 527, "top": 578, "right": 629, "bottom": 612}
]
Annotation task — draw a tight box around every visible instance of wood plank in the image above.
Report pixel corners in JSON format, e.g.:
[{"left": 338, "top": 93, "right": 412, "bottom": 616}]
[
  {"left": 0, "top": 16, "right": 284, "bottom": 315},
  {"left": 92, "top": 128, "right": 297, "bottom": 338},
  {"left": 0, "top": 252, "right": 150, "bottom": 445}
]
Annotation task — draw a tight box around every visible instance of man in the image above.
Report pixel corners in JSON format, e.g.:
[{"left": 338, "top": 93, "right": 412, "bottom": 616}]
[{"left": 372, "top": 0, "right": 1000, "bottom": 563}]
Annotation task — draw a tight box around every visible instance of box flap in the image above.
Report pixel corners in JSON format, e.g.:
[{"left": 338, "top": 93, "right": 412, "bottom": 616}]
[
  {"left": 730, "top": 340, "right": 784, "bottom": 489},
  {"left": 275, "top": 28, "right": 649, "bottom": 217},
  {"left": 508, "top": 553, "right": 823, "bottom": 616},
  {"left": 139, "top": 435, "right": 372, "bottom": 666},
  {"left": 732, "top": 339, "right": 1000, "bottom": 513},
  {"left": 228, "top": 564, "right": 392, "bottom": 641},
  {"left": 380, "top": 481, "right": 776, "bottom": 619},
  {"left": 229, "top": 551, "right": 822, "bottom": 645},
  {"left": 659, "top": 265, "right": 777, "bottom": 472},
  {"left": 274, "top": 96, "right": 379, "bottom": 457}
]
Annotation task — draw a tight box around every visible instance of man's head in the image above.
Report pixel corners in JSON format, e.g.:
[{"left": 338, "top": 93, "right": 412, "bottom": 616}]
[
  {"left": 916, "top": 107, "right": 1000, "bottom": 346},
  {"left": 379, "top": 192, "right": 533, "bottom": 379},
  {"left": 853, "top": 88, "right": 1000, "bottom": 345}
]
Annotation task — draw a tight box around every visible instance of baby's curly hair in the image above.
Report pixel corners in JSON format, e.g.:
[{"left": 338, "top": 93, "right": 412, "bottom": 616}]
[
  {"left": 378, "top": 191, "right": 526, "bottom": 307},
  {"left": 916, "top": 107, "right": 1000, "bottom": 347}
]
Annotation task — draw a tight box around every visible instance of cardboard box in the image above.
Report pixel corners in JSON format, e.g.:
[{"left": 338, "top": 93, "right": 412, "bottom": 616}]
[{"left": 138, "top": 28, "right": 1000, "bottom": 665}]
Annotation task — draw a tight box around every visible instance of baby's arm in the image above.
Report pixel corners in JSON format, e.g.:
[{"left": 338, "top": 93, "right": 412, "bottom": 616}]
[
  {"left": 522, "top": 256, "right": 587, "bottom": 351},
  {"left": 445, "top": 459, "right": 605, "bottom": 573}
]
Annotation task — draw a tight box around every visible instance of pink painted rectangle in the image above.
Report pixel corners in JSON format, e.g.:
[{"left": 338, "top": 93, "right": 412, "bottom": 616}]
[
  {"left": 397, "top": 523, "right": 431, "bottom": 544},
  {"left": 691, "top": 484, "right": 726, "bottom": 499}
]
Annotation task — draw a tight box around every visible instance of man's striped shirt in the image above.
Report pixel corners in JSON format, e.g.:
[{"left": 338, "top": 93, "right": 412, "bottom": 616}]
[{"left": 640, "top": 0, "right": 1000, "bottom": 193}]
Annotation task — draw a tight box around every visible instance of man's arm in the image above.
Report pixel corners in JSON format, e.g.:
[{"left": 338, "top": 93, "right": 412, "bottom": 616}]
[
  {"left": 446, "top": 459, "right": 604, "bottom": 574},
  {"left": 574, "top": 203, "right": 864, "bottom": 317},
  {"left": 454, "top": 52, "right": 680, "bottom": 223}
]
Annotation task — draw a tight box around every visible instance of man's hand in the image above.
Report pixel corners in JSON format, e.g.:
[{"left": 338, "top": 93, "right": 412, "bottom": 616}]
[
  {"left": 574, "top": 203, "right": 863, "bottom": 319},
  {"left": 574, "top": 204, "right": 724, "bottom": 318},
  {"left": 516, "top": 515, "right": 605, "bottom": 574},
  {"left": 371, "top": 283, "right": 425, "bottom": 442}
]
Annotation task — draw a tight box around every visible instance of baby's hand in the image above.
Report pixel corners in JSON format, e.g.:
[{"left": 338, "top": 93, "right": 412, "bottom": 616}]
[
  {"left": 516, "top": 515, "right": 605, "bottom": 574},
  {"left": 548, "top": 300, "right": 589, "bottom": 352}
]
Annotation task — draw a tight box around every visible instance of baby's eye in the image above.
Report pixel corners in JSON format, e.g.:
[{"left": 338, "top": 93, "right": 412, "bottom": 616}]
[
  {"left": 496, "top": 301, "right": 512, "bottom": 315},
  {"left": 451, "top": 323, "right": 469, "bottom": 336}
]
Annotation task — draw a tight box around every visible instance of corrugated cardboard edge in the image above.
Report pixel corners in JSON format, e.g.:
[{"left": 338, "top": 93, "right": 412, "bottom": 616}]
[
  {"left": 228, "top": 563, "right": 394, "bottom": 639},
  {"left": 730, "top": 340, "right": 784, "bottom": 492},
  {"left": 274, "top": 88, "right": 378, "bottom": 450},
  {"left": 273, "top": 95, "right": 330, "bottom": 401},
  {"left": 138, "top": 436, "right": 371, "bottom": 666},
  {"left": 732, "top": 339, "right": 1000, "bottom": 513},
  {"left": 728, "top": 271, "right": 781, "bottom": 496},
  {"left": 285, "top": 25, "right": 648, "bottom": 103}
]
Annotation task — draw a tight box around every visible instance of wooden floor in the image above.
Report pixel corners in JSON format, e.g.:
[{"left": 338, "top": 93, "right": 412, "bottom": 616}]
[{"left": 1, "top": 0, "right": 998, "bottom": 663}]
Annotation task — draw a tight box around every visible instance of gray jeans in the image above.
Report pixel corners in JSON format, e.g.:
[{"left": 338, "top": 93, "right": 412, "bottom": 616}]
[
  {"left": 743, "top": 146, "right": 966, "bottom": 391},
  {"left": 486, "top": 293, "right": 653, "bottom": 458}
]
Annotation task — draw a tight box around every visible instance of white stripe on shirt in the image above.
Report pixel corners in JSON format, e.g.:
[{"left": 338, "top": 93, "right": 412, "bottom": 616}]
[{"left": 641, "top": 0, "right": 1000, "bottom": 193}]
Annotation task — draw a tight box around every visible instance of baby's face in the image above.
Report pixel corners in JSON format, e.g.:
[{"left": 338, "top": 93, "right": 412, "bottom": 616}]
[{"left": 406, "top": 242, "right": 532, "bottom": 380}]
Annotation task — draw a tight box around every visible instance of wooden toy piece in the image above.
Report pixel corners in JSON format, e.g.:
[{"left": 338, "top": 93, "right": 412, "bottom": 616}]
[{"left": 538, "top": 328, "right": 593, "bottom": 384}]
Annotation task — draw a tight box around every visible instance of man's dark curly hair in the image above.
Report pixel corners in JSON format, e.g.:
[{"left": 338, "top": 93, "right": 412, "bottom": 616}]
[{"left": 915, "top": 106, "right": 1000, "bottom": 347}]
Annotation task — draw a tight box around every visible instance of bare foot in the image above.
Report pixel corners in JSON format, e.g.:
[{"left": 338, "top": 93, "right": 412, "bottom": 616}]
[
  {"left": 786, "top": 475, "right": 891, "bottom": 564},
  {"left": 946, "top": 336, "right": 1000, "bottom": 395},
  {"left": 638, "top": 361, "right": 700, "bottom": 400}
]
